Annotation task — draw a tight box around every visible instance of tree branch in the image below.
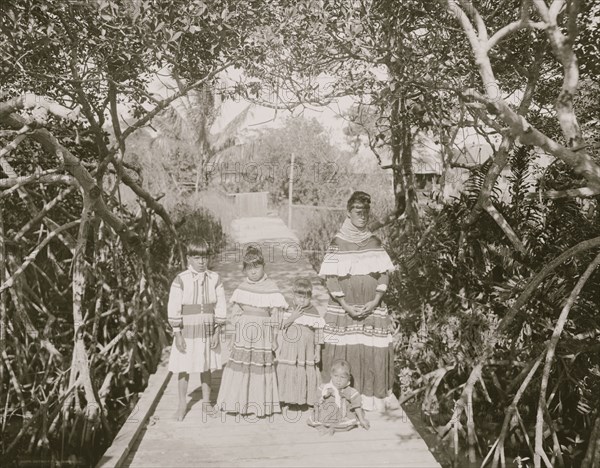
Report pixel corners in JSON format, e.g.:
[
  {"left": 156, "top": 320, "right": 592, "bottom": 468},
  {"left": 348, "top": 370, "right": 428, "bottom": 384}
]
[
  {"left": 539, "top": 0, "right": 582, "bottom": 148},
  {"left": 500, "top": 236, "right": 600, "bottom": 334},
  {"left": 0, "top": 112, "right": 141, "bottom": 250},
  {"left": 487, "top": 0, "right": 546, "bottom": 50},
  {"left": 0, "top": 220, "right": 80, "bottom": 294},
  {"left": 0, "top": 93, "right": 80, "bottom": 122},
  {"left": 0, "top": 173, "right": 76, "bottom": 194},
  {"left": 548, "top": 0, "right": 566, "bottom": 23},
  {"left": 462, "top": 89, "right": 600, "bottom": 190},
  {"left": 488, "top": 353, "right": 545, "bottom": 468},
  {"left": 14, "top": 187, "right": 77, "bottom": 242},
  {"left": 116, "top": 62, "right": 233, "bottom": 146},
  {"left": 0, "top": 134, "right": 28, "bottom": 161},
  {"left": 582, "top": 415, "right": 600, "bottom": 468},
  {"left": 484, "top": 202, "right": 527, "bottom": 255},
  {"left": 533, "top": 0, "right": 551, "bottom": 22},
  {"left": 534, "top": 252, "right": 600, "bottom": 467},
  {"left": 461, "top": 131, "right": 515, "bottom": 250},
  {"left": 458, "top": 0, "right": 488, "bottom": 40},
  {"left": 533, "top": 186, "right": 600, "bottom": 199},
  {"left": 443, "top": 0, "right": 482, "bottom": 51}
]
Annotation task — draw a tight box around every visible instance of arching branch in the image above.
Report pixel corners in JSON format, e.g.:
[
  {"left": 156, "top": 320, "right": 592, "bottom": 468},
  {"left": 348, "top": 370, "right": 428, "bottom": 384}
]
[
  {"left": 0, "top": 220, "right": 80, "bottom": 294},
  {"left": 534, "top": 252, "right": 600, "bottom": 467},
  {"left": 0, "top": 173, "right": 76, "bottom": 193},
  {"left": 0, "top": 112, "right": 141, "bottom": 251}
]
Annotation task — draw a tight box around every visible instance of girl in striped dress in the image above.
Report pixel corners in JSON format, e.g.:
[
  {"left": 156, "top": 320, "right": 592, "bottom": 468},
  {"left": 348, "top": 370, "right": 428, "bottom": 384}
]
[
  {"left": 216, "top": 246, "right": 288, "bottom": 417},
  {"left": 168, "top": 239, "right": 226, "bottom": 421},
  {"left": 276, "top": 277, "right": 326, "bottom": 407},
  {"left": 318, "top": 191, "right": 397, "bottom": 412}
]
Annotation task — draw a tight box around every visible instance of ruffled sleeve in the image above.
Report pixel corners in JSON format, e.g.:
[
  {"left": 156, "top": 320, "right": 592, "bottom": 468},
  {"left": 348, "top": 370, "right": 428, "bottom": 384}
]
[
  {"left": 321, "top": 240, "right": 345, "bottom": 297},
  {"left": 318, "top": 237, "right": 395, "bottom": 278},
  {"left": 230, "top": 286, "right": 289, "bottom": 309},
  {"left": 289, "top": 314, "right": 327, "bottom": 328}
]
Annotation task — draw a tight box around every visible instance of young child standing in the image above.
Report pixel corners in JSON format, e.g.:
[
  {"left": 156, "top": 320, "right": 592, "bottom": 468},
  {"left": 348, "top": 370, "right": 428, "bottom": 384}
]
[
  {"left": 307, "top": 359, "right": 370, "bottom": 434},
  {"left": 276, "top": 277, "right": 326, "bottom": 407},
  {"left": 216, "top": 246, "right": 288, "bottom": 417},
  {"left": 167, "top": 239, "right": 226, "bottom": 421}
]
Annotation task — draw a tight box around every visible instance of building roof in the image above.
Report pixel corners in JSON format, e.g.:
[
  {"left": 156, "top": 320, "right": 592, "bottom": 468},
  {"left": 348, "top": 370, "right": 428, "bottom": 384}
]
[{"left": 451, "top": 144, "right": 495, "bottom": 167}]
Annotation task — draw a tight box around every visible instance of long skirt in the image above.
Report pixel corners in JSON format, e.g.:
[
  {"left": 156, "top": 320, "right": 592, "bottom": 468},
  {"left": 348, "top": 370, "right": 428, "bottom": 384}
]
[
  {"left": 276, "top": 324, "right": 321, "bottom": 405},
  {"left": 168, "top": 304, "right": 222, "bottom": 374},
  {"left": 321, "top": 303, "right": 394, "bottom": 411},
  {"left": 216, "top": 311, "right": 280, "bottom": 416}
]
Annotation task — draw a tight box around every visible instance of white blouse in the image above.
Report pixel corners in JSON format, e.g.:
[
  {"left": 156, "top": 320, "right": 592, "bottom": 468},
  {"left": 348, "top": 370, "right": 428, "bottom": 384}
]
[{"left": 167, "top": 267, "right": 227, "bottom": 331}]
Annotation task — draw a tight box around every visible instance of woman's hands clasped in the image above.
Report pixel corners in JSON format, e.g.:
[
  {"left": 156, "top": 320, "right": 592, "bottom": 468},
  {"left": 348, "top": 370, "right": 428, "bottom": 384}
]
[
  {"left": 359, "top": 299, "right": 379, "bottom": 317},
  {"left": 342, "top": 303, "right": 362, "bottom": 319},
  {"left": 343, "top": 300, "right": 378, "bottom": 320}
]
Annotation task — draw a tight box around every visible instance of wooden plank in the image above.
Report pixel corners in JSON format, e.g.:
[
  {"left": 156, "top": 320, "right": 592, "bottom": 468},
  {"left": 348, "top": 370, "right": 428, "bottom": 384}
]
[
  {"left": 128, "top": 438, "right": 439, "bottom": 468},
  {"left": 127, "top": 384, "right": 441, "bottom": 467},
  {"left": 132, "top": 425, "right": 422, "bottom": 443},
  {"left": 96, "top": 360, "right": 172, "bottom": 468}
]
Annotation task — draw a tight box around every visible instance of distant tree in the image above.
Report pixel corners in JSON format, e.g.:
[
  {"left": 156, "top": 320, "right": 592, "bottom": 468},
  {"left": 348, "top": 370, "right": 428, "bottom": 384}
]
[{"left": 216, "top": 117, "right": 350, "bottom": 206}]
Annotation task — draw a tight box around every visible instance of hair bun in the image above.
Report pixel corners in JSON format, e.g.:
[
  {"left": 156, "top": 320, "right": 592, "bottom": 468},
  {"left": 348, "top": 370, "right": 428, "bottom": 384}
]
[
  {"left": 347, "top": 191, "right": 371, "bottom": 211},
  {"left": 242, "top": 245, "right": 265, "bottom": 271},
  {"left": 244, "top": 245, "right": 262, "bottom": 256}
]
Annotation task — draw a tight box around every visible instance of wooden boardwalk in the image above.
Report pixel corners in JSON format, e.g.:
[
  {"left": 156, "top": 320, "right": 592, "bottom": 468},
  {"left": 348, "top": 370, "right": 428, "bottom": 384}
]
[{"left": 98, "top": 215, "right": 442, "bottom": 468}]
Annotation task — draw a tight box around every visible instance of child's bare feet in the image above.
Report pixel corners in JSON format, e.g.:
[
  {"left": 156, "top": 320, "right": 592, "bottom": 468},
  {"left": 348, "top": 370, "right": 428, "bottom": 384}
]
[{"left": 175, "top": 406, "right": 186, "bottom": 421}]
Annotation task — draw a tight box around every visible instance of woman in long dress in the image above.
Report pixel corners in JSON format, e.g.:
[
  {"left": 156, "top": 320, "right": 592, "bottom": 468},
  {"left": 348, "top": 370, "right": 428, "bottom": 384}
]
[{"left": 318, "top": 191, "right": 397, "bottom": 411}]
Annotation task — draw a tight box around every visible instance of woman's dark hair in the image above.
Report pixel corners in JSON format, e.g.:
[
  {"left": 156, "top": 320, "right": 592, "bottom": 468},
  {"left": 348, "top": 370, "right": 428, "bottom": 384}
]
[
  {"left": 293, "top": 277, "right": 313, "bottom": 297},
  {"left": 242, "top": 245, "right": 265, "bottom": 271},
  {"left": 186, "top": 238, "right": 211, "bottom": 257},
  {"left": 346, "top": 191, "right": 371, "bottom": 211}
]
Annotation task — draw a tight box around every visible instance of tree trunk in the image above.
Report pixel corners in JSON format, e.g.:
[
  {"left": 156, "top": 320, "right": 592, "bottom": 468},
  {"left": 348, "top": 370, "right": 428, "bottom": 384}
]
[
  {"left": 0, "top": 202, "right": 6, "bottom": 386},
  {"left": 390, "top": 98, "right": 406, "bottom": 217},
  {"left": 439, "top": 128, "right": 455, "bottom": 202},
  {"left": 64, "top": 197, "right": 101, "bottom": 424},
  {"left": 195, "top": 157, "right": 201, "bottom": 196},
  {"left": 399, "top": 96, "right": 421, "bottom": 231}
]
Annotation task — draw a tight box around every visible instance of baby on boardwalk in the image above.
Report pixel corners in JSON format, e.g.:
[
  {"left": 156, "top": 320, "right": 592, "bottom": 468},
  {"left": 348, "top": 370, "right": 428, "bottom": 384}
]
[
  {"left": 308, "top": 359, "right": 370, "bottom": 435},
  {"left": 276, "top": 278, "right": 326, "bottom": 407},
  {"left": 216, "top": 246, "right": 288, "bottom": 417},
  {"left": 167, "top": 239, "right": 226, "bottom": 421}
]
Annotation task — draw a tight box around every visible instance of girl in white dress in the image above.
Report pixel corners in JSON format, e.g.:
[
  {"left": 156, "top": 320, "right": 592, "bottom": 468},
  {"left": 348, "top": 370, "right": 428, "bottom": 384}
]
[{"left": 167, "top": 239, "right": 226, "bottom": 421}]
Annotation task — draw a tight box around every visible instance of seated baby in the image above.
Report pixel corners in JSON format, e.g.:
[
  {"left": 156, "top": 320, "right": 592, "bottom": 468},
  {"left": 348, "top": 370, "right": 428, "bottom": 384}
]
[{"left": 307, "top": 359, "right": 370, "bottom": 435}]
